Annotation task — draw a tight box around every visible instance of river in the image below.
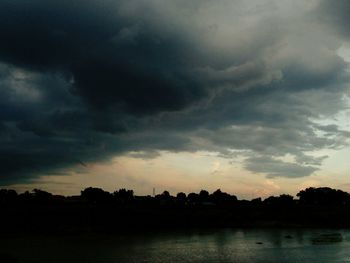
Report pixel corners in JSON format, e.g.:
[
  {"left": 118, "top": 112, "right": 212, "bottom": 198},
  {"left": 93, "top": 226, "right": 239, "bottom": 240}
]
[{"left": 1, "top": 228, "right": 350, "bottom": 262}]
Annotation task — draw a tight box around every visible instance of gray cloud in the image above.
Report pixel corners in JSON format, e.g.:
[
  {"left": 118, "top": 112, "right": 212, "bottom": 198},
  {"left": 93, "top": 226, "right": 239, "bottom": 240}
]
[
  {"left": 0, "top": 0, "right": 350, "bottom": 182},
  {"left": 245, "top": 156, "right": 318, "bottom": 178},
  {"left": 317, "top": 0, "right": 350, "bottom": 39}
]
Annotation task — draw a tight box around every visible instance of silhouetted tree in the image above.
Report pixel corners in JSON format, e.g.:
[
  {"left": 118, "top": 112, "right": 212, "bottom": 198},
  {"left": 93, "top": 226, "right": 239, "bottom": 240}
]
[
  {"left": 81, "top": 187, "right": 111, "bottom": 203},
  {"left": 251, "top": 197, "right": 262, "bottom": 205},
  {"left": 176, "top": 192, "right": 187, "bottom": 203},
  {"left": 297, "top": 187, "right": 350, "bottom": 206},
  {"left": 33, "top": 189, "right": 53, "bottom": 202},
  {"left": 114, "top": 188, "right": 134, "bottom": 203},
  {"left": 187, "top": 192, "right": 199, "bottom": 204},
  {"left": 264, "top": 194, "right": 294, "bottom": 207},
  {"left": 0, "top": 189, "right": 17, "bottom": 203},
  {"left": 154, "top": 190, "right": 173, "bottom": 206},
  {"left": 279, "top": 194, "right": 294, "bottom": 205},
  {"left": 199, "top": 190, "right": 209, "bottom": 203},
  {"left": 162, "top": 191, "right": 170, "bottom": 197},
  {"left": 18, "top": 191, "right": 33, "bottom": 202},
  {"left": 3, "top": 185, "right": 350, "bottom": 232},
  {"left": 210, "top": 189, "right": 237, "bottom": 205}
]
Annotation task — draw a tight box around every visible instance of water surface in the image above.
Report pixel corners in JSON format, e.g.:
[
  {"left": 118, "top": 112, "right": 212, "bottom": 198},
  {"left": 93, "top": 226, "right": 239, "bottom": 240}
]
[{"left": 1, "top": 229, "right": 350, "bottom": 262}]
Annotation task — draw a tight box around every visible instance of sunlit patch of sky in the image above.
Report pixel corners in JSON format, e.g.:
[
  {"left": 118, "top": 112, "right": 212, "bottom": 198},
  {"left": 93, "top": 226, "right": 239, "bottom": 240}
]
[{"left": 4, "top": 148, "right": 350, "bottom": 199}]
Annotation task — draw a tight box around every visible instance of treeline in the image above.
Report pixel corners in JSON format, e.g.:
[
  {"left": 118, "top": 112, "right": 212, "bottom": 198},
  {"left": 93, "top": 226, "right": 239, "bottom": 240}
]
[
  {"left": 0, "top": 188, "right": 239, "bottom": 206},
  {"left": 1, "top": 186, "right": 350, "bottom": 206},
  {"left": 1, "top": 186, "right": 350, "bottom": 232}
]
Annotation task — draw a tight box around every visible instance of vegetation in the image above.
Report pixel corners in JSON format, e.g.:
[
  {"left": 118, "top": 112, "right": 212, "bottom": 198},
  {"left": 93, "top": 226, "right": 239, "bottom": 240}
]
[{"left": 1, "top": 187, "right": 350, "bottom": 233}]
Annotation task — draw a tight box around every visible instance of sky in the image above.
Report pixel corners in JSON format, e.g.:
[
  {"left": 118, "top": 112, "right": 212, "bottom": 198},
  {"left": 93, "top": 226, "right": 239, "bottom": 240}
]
[{"left": 1, "top": 0, "right": 350, "bottom": 199}]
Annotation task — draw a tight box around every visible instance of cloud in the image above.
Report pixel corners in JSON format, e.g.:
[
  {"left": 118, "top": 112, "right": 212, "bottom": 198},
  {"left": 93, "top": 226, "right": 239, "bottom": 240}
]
[
  {"left": 245, "top": 156, "right": 318, "bottom": 178},
  {"left": 317, "top": 0, "right": 350, "bottom": 39},
  {"left": 0, "top": 0, "right": 350, "bottom": 183}
]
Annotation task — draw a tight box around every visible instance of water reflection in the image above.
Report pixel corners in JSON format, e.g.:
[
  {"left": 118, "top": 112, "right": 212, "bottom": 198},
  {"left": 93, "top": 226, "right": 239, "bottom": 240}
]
[{"left": 0, "top": 229, "right": 349, "bottom": 263}]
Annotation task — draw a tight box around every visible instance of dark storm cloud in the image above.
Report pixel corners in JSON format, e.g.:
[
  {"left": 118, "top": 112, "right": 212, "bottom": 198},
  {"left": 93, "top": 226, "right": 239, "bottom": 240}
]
[
  {"left": 0, "top": 0, "right": 350, "bottom": 182},
  {"left": 317, "top": 0, "right": 350, "bottom": 38},
  {"left": 0, "top": 0, "right": 207, "bottom": 115}
]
